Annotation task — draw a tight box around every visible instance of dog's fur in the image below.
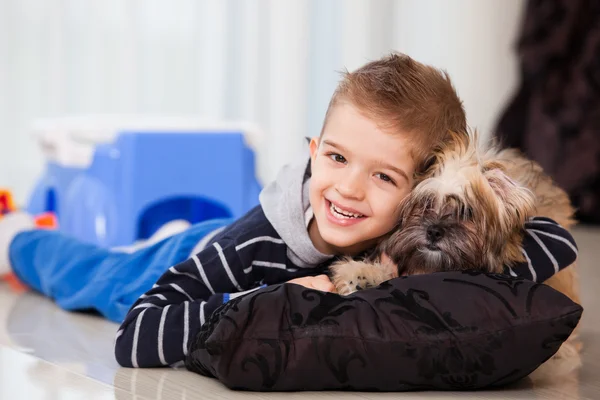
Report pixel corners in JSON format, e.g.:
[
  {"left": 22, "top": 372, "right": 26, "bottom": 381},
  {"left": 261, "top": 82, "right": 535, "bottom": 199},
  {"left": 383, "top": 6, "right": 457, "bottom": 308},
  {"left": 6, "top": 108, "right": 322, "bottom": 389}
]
[{"left": 329, "top": 131, "right": 581, "bottom": 364}]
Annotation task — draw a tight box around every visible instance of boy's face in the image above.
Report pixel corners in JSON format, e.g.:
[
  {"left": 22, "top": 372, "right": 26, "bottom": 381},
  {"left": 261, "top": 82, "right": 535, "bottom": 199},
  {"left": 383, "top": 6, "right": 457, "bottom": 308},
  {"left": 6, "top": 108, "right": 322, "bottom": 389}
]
[{"left": 309, "top": 102, "right": 415, "bottom": 256}]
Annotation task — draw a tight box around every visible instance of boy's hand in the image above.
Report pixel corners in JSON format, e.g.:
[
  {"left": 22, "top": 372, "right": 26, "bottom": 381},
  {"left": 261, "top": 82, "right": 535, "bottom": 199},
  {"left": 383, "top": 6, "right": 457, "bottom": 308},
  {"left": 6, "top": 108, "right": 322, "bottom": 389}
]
[{"left": 287, "top": 275, "right": 337, "bottom": 293}]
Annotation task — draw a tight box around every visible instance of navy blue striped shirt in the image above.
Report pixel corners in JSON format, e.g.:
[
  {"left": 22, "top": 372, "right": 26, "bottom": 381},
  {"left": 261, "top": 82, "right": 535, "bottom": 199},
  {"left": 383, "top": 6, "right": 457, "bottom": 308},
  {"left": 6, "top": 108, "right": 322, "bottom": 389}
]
[{"left": 114, "top": 209, "right": 577, "bottom": 368}]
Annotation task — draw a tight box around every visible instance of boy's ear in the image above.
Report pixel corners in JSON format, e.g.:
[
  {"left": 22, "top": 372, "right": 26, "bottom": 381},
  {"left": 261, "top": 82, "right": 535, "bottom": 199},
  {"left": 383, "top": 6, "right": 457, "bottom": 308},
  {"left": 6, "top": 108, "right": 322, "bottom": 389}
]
[{"left": 309, "top": 137, "right": 320, "bottom": 161}]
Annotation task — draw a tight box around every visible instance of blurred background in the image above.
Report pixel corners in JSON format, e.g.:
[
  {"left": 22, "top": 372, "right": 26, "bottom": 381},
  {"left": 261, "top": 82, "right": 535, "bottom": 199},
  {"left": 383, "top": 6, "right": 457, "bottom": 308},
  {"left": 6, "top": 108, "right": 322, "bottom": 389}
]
[{"left": 1, "top": 0, "right": 599, "bottom": 225}]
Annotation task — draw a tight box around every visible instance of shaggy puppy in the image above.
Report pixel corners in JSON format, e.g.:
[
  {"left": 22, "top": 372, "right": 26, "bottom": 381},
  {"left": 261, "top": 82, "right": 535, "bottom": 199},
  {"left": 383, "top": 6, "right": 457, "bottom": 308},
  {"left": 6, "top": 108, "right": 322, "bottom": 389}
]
[{"left": 330, "top": 131, "right": 579, "bottom": 308}]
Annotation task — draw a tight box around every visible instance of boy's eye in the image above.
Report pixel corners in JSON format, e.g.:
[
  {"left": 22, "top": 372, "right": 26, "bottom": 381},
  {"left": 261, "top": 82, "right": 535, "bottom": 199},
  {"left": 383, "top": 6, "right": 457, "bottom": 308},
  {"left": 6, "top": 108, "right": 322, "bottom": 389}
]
[
  {"left": 328, "top": 153, "right": 347, "bottom": 164},
  {"left": 376, "top": 173, "right": 396, "bottom": 185}
]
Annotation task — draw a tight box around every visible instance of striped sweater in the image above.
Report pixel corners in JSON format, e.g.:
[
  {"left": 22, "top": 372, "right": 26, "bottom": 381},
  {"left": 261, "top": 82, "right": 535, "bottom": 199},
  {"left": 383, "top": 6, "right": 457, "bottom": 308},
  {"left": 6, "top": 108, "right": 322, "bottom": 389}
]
[
  {"left": 505, "top": 216, "right": 578, "bottom": 281},
  {"left": 114, "top": 209, "right": 578, "bottom": 368}
]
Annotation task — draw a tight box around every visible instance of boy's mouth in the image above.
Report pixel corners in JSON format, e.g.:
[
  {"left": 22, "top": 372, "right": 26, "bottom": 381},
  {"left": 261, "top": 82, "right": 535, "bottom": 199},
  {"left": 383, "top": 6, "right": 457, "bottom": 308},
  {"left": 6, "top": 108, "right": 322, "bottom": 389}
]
[{"left": 327, "top": 200, "right": 366, "bottom": 219}]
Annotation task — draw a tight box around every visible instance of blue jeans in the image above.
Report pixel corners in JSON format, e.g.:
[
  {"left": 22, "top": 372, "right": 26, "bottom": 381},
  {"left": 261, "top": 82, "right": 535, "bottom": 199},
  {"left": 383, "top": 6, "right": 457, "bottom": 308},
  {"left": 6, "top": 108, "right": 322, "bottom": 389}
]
[{"left": 9, "top": 219, "right": 231, "bottom": 323}]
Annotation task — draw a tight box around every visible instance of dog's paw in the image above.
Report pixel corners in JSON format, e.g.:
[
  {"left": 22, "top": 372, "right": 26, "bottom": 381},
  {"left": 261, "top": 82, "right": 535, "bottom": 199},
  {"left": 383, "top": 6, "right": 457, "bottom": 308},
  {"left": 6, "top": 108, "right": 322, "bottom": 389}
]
[
  {"left": 329, "top": 258, "right": 394, "bottom": 296},
  {"left": 338, "top": 272, "right": 374, "bottom": 295}
]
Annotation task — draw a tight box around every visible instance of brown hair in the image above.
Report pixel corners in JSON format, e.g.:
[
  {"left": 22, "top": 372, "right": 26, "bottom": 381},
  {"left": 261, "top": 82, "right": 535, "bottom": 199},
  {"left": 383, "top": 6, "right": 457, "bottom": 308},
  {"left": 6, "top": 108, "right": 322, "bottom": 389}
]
[{"left": 322, "top": 52, "right": 467, "bottom": 173}]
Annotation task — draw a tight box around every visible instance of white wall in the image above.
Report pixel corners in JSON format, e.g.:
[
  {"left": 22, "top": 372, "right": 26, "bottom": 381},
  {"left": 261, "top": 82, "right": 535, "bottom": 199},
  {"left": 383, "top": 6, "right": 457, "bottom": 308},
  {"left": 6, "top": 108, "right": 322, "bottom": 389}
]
[
  {"left": 0, "top": 0, "right": 525, "bottom": 205},
  {"left": 393, "top": 0, "right": 525, "bottom": 137}
]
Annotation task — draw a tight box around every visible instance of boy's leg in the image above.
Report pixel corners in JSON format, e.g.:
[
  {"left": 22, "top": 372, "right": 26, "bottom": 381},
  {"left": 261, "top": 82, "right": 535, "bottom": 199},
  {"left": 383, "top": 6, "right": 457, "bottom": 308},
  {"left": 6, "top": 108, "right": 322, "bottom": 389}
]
[{"left": 7, "top": 218, "right": 230, "bottom": 323}]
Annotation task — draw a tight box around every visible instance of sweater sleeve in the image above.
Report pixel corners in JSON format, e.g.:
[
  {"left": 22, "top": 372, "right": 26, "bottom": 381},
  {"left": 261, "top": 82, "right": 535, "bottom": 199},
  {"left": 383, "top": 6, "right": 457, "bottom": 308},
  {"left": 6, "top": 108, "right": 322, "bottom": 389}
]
[
  {"left": 505, "top": 217, "right": 578, "bottom": 282},
  {"left": 114, "top": 237, "right": 261, "bottom": 368}
]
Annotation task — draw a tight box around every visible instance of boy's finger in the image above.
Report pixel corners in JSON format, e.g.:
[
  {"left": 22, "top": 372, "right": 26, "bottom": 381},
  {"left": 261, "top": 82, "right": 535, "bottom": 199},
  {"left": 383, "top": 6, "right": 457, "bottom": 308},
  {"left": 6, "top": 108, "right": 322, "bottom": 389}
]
[{"left": 313, "top": 275, "right": 336, "bottom": 292}]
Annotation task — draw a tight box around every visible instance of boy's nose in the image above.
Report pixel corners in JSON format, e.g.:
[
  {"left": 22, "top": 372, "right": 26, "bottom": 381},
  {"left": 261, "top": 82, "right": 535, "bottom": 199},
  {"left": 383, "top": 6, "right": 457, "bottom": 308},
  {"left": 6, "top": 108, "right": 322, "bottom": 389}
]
[{"left": 335, "top": 174, "right": 365, "bottom": 200}]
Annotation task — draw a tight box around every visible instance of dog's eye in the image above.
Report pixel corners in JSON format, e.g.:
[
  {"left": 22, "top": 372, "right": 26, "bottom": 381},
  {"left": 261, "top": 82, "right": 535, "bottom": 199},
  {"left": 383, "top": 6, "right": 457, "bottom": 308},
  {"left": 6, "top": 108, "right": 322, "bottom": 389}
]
[{"left": 463, "top": 206, "right": 474, "bottom": 219}]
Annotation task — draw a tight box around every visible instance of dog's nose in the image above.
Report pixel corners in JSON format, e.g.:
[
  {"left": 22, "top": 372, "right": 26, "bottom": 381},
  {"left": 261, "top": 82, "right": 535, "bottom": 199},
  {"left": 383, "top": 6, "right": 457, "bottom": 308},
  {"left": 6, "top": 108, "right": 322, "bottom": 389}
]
[{"left": 426, "top": 225, "right": 444, "bottom": 243}]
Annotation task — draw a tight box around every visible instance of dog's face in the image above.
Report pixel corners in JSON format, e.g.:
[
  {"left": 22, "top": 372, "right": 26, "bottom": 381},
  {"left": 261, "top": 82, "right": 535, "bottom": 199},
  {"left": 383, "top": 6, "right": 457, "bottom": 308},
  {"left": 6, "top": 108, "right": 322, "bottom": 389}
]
[{"left": 383, "top": 132, "right": 536, "bottom": 275}]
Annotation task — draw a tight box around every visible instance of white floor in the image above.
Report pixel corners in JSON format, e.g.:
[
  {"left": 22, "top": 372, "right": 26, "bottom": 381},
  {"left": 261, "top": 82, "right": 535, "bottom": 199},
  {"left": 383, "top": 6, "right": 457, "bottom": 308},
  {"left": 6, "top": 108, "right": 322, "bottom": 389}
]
[{"left": 0, "top": 227, "right": 599, "bottom": 399}]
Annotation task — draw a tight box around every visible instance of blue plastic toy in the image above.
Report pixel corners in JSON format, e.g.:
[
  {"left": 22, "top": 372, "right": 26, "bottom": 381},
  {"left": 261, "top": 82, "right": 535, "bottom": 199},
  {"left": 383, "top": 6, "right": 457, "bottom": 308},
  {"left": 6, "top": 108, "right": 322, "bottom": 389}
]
[{"left": 28, "top": 128, "right": 262, "bottom": 247}]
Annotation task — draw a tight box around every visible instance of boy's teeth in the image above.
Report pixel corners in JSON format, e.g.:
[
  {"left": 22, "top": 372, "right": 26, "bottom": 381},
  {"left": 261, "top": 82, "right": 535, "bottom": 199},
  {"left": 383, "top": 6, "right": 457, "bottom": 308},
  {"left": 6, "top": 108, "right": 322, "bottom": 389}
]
[{"left": 330, "top": 202, "right": 363, "bottom": 219}]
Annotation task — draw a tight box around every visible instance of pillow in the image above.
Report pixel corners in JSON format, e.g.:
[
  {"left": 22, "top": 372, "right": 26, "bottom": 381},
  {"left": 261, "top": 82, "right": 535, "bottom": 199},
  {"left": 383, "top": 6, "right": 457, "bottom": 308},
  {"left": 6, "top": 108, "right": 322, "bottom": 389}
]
[{"left": 185, "top": 271, "right": 583, "bottom": 392}]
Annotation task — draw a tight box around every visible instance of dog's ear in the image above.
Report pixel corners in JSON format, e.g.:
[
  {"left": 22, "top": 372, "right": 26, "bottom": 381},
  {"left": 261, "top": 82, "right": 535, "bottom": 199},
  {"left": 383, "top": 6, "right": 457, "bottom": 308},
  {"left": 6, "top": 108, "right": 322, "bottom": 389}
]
[
  {"left": 420, "top": 130, "right": 472, "bottom": 178},
  {"left": 484, "top": 167, "right": 536, "bottom": 229}
]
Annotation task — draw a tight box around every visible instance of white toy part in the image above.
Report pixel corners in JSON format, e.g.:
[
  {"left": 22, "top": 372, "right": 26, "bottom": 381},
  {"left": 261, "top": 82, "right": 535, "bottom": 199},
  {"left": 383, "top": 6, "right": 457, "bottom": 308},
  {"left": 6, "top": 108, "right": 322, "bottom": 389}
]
[{"left": 30, "top": 114, "right": 264, "bottom": 169}]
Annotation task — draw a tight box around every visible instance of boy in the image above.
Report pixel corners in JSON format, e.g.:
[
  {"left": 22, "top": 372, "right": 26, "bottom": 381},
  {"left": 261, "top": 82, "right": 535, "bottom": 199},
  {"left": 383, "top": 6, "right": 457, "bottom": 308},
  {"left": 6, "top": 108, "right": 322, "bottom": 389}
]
[{"left": 0, "top": 53, "right": 577, "bottom": 368}]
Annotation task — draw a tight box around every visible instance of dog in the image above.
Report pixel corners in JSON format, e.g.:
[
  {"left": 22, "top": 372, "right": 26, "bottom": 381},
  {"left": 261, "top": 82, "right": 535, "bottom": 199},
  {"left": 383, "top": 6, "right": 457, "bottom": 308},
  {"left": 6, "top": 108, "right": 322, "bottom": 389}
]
[
  {"left": 329, "top": 130, "right": 582, "bottom": 369},
  {"left": 329, "top": 130, "right": 579, "bottom": 305}
]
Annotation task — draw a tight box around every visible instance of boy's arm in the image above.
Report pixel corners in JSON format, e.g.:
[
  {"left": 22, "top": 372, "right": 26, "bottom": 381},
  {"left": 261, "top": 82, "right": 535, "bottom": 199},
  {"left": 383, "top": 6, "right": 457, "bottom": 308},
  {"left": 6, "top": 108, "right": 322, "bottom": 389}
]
[
  {"left": 505, "top": 217, "right": 578, "bottom": 282},
  {"left": 114, "top": 238, "right": 262, "bottom": 368}
]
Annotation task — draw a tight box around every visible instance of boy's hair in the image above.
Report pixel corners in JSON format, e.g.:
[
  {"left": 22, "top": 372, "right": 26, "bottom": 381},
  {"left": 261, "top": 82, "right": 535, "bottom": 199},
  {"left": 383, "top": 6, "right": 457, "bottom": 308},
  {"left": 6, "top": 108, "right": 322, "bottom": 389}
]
[{"left": 322, "top": 52, "right": 467, "bottom": 173}]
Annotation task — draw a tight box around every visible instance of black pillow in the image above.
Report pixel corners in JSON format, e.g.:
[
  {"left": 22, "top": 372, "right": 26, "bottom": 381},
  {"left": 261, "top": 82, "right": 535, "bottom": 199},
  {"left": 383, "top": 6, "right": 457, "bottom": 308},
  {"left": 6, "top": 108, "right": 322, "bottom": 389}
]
[{"left": 185, "top": 271, "right": 583, "bottom": 392}]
